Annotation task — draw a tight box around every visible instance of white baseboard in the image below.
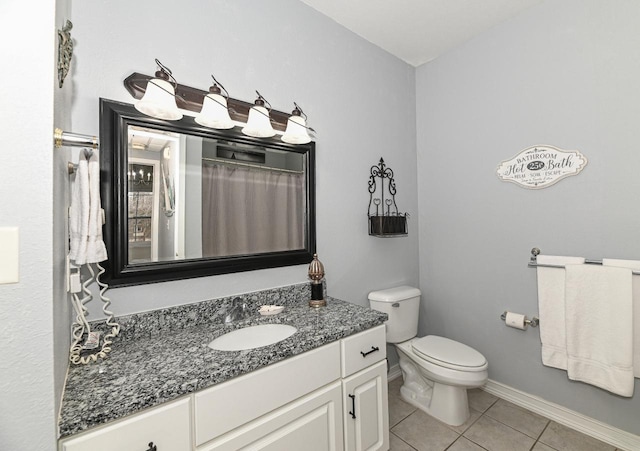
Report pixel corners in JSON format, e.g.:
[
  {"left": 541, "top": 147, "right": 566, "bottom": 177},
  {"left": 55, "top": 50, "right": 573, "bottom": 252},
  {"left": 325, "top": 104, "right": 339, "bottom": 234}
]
[
  {"left": 387, "top": 366, "right": 639, "bottom": 451},
  {"left": 482, "top": 379, "right": 640, "bottom": 451}
]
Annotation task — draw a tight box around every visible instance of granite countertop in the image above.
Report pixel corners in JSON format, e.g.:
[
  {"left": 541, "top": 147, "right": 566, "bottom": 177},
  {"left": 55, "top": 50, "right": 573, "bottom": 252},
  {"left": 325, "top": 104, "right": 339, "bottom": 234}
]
[{"left": 58, "top": 292, "right": 387, "bottom": 438}]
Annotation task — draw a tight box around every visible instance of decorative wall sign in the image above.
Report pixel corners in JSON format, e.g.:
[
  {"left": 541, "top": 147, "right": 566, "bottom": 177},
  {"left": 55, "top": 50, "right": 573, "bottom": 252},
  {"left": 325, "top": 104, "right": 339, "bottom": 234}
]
[{"left": 496, "top": 145, "right": 588, "bottom": 189}]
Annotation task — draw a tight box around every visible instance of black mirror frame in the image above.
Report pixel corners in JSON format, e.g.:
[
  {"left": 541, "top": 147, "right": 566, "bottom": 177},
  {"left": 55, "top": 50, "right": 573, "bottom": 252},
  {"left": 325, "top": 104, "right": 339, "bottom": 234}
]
[{"left": 99, "top": 98, "right": 316, "bottom": 287}]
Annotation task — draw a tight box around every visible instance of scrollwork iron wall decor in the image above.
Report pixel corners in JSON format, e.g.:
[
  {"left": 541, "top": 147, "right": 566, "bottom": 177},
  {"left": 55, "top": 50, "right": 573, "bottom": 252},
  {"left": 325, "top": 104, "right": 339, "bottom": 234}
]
[
  {"left": 367, "top": 158, "right": 408, "bottom": 237},
  {"left": 57, "top": 20, "right": 73, "bottom": 88}
]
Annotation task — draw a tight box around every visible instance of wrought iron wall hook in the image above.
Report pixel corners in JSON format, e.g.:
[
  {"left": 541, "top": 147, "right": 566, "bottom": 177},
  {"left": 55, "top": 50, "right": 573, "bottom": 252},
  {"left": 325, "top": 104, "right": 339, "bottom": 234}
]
[{"left": 57, "top": 20, "right": 73, "bottom": 88}]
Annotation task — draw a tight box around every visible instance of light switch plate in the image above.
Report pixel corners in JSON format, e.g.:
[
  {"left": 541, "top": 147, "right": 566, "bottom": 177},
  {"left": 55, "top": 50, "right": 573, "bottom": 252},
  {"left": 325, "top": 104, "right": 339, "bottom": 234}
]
[{"left": 0, "top": 227, "right": 19, "bottom": 284}]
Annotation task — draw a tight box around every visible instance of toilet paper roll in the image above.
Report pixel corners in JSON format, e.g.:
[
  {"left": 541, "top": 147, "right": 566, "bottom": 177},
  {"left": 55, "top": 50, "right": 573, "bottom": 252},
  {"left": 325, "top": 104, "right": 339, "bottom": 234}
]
[{"left": 505, "top": 312, "right": 527, "bottom": 330}]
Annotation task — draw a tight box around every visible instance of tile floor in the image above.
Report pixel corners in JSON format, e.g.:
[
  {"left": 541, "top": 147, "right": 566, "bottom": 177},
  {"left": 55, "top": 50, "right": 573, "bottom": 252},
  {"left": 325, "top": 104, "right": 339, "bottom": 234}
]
[{"left": 388, "top": 377, "right": 620, "bottom": 451}]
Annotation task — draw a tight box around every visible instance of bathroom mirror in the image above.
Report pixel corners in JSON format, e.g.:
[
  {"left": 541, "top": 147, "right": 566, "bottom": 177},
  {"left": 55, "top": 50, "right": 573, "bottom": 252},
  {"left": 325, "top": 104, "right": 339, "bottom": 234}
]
[{"left": 100, "top": 99, "right": 316, "bottom": 286}]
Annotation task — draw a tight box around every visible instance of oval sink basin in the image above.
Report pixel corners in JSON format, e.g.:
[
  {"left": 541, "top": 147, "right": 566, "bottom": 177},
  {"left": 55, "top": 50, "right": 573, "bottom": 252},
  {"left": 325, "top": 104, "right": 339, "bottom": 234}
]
[{"left": 208, "top": 324, "right": 297, "bottom": 351}]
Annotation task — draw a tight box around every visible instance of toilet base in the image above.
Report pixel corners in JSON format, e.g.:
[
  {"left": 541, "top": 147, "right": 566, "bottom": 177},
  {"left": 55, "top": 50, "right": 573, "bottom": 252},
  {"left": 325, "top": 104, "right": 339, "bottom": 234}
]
[{"left": 397, "top": 351, "right": 471, "bottom": 426}]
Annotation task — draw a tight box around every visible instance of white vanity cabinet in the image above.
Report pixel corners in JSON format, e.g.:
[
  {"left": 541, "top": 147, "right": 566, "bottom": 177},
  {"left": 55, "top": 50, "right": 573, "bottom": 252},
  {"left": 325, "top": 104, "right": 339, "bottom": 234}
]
[
  {"left": 59, "top": 325, "right": 389, "bottom": 451},
  {"left": 340, "top": 325, "right": 389, "bottom": 451},
  {"left": 59, "top": 397, "right": 191, "bottom": 451}
]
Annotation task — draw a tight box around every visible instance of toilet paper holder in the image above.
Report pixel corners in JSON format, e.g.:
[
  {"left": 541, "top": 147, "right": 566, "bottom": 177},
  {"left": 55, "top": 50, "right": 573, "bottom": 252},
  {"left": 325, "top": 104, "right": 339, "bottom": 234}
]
[{"left": 500, "top": 312, "right": 539, "bottom": 328}]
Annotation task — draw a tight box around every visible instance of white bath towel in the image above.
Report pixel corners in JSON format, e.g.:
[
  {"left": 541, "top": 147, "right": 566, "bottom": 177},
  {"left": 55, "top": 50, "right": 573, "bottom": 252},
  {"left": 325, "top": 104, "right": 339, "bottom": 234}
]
[
  {"left": 69, "top": 152, "right": 107, "bottom": 265},
  {"left": 564, "top": 264, "right": 634, "bottom": 397},
  {"left": 603, "top": 258, "right": 640, "bottom": 378},
  {"left": 537, "top": 255, "right": 585, "bottom": 370}
]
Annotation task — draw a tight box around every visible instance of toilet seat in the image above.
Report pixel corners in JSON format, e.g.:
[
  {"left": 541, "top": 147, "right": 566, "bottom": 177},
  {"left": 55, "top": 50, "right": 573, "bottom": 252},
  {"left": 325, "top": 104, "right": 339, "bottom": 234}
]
[{"left": 412, "top": 335, "right": 487, "bottom": 372}]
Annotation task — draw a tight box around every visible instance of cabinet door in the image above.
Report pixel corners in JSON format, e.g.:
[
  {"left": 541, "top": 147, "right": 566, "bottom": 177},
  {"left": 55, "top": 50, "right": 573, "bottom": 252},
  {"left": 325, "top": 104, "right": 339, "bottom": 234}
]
[
  {"left": 342, "top": 361, "right": 389, "bottom": 451},
  {"left": 195, "top": 342, "right": 340, "bottom": 445},
  {"left": 198, "top": 381, "right": 343, "bottom": 451},
  {"left": 59, "top": 398, "right": 191, "bottom": 451}
]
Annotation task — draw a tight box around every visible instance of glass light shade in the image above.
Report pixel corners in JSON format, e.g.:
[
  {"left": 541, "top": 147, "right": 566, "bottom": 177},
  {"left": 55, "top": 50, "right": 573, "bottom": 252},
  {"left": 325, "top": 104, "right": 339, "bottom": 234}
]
[
  {"left": 242, "top": 105, "right": 275, "bottom": 138},
  {"left": 195, "top": 93, "right": 234, "bottom": 129},
  {"left": 135, "top": 79, "right": 182, "bottom": 120},
  {"left": 282, "top": 115, "right": 311, "bottom": 144}
]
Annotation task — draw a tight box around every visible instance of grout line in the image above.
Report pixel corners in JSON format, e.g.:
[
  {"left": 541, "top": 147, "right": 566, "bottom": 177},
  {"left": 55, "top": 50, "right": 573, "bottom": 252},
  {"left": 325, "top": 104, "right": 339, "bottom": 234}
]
[
  {"left": 445, "top": 435, "right": 491, "bottom": 451},
  {"left": 390, "top": 431, "right": 419, "bottom": 451},
  {"left": 444, "top": 408, "right": 483, "bottom": 435},
  {"left": 535, "top": 421, "right": 558, "bottom": 450},
  {"left": 485, "top": 414, "right": 534, "bottom": 437},
  {"left": 390, "top": 408, "right": 417, "bottom": 429},
  {"left": 481, "top": 403, "right": 551, "bottom": 441},
  {"left": 465, "top": 413, "right": 538, "bottom": 448}
]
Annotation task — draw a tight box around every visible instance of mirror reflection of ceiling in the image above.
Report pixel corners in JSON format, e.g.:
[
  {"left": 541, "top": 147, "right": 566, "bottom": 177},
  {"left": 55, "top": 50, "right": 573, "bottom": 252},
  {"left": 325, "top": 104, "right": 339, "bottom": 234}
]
[
  {"left": 298, "top": 0, "right": 543, "bottom": 66},
  {"left": 129, "top": 126, "right": 179, "bottom": 153}
]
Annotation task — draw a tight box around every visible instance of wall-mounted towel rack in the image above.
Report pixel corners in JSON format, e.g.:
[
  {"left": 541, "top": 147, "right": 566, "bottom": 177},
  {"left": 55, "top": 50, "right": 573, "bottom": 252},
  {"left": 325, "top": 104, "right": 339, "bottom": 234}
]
[
  {"left": 54, "top": 128, "right": 99, "bottom": 149},
  {"left": 67, "top": 149, "right": 95, "bottom": 175},
  {"left": 528, "top": 247, "right": 640, "bottom": 275},
  {"left": 55, "top": 128, "right": 99, "bottom": 174}
]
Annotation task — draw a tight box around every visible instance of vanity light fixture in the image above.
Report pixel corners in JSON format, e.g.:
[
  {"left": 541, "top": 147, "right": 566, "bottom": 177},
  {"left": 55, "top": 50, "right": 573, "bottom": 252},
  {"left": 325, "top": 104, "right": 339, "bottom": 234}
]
[
  {"left": 242, "top": 91, "right": 276, "bottom": 138},
  {"left": 134, "top": 59, "right": 183, "bottom": 121},
  {"left": 124, "top": 72, "right": 316, "bottom": 142},
  {"left": 195, "top": 75, "right": 234, "bottom": 129},
  {"left": 282, "top": 102, "right": 312, "bottom": 145}
]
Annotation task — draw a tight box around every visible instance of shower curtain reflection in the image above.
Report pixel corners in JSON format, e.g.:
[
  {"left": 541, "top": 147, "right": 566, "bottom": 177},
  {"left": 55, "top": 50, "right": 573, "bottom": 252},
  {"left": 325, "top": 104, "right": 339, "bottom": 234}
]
[{"left": 202, "top": 162, "right": 305, "bottom": 257}]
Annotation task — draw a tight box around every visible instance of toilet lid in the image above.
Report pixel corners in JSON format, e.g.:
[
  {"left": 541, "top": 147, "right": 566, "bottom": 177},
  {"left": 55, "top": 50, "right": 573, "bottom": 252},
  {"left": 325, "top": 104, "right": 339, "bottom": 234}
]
[{"left": 412, "top": 335, "right": 487, "bottom": 370}]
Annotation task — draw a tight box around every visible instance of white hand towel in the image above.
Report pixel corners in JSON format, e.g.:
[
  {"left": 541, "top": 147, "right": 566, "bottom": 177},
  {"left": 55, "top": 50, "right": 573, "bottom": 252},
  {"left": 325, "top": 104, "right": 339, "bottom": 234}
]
[
  {"left": 537, "top": 255, "right": 585, "bottom": 370},
  {"left": 603, "top": 258, "right": 640, "bottom": 378},
  {"left": 565, "top": 264, "right": 634, "bottom": 397},
  {"left": 68, "top": 158, "right": 89, "bottom": 263},
  {"left": 69, "top": 152, "right": 107, "bottom": 265},
  {"left": 84, "top": 153, "right": 107, "bottom": 264}
]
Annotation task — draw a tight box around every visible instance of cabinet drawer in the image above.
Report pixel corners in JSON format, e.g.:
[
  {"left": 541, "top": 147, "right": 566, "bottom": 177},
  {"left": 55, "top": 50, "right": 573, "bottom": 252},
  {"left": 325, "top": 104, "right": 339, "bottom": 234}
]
[
  {"left": 340, "top": 325, "right": 386, "bottom": 378},
  {"left": 59, "top": 397, "right": 191, "bottom": 451},
  {"left": 195, "top": 341, "right": 341, "bottom": 446}
]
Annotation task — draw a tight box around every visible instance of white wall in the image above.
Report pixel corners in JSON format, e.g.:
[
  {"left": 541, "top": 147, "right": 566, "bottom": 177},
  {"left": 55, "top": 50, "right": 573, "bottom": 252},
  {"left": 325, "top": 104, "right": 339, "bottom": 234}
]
[
  {"left": 0, "top": 0, "right": 66, "bottom": 448},
  {"left": 416, "top": 0, "right": 640, "bottom": 435},
  {"left": 71, "top": 0, "right": 419, "bottom": 317}
]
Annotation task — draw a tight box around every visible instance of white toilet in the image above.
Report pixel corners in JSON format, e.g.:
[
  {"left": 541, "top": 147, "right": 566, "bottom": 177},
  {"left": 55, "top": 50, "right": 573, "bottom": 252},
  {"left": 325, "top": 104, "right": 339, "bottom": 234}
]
[{"left": 369, "top": 286, "right": 488, "bottom": 426}]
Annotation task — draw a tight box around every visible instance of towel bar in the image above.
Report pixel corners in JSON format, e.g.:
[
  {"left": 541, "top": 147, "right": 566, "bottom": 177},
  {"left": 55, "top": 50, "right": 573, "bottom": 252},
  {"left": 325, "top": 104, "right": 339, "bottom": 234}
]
[
  {"left": 528, "top": 247, "right": 640, "bottom": 275},
  {"left": 54, "top": 128, "right": 99, "bottom": 149}
]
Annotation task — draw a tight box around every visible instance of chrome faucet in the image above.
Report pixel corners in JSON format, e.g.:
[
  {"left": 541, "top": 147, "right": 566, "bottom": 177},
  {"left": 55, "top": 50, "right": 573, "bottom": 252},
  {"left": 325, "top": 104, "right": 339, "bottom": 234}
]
[{"left": 224, "top": 297, "right": 249, "bottom": 324}]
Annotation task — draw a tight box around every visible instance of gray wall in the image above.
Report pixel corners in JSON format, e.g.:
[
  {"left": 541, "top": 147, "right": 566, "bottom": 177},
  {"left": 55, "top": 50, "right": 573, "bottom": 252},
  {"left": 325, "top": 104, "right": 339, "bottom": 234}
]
[
  {"left": 416, "top": 0, "right": 640, "bottom": 435},
  {"left": 53, "top": 0, "right": 74, "bottom": 436},
  {"left": 71, "top": 0, "right": 419, "bottom": 319}
]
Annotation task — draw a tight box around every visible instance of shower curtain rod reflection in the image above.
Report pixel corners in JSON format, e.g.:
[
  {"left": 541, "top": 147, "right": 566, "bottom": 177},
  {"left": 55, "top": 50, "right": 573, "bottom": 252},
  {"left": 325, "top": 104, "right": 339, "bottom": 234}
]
[{"left": 202, "top": 157, "right": 304, "bottom": 174}]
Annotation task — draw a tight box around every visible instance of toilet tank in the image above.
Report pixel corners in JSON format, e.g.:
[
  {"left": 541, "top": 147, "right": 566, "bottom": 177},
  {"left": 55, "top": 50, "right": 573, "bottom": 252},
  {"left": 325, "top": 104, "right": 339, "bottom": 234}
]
[{"left": 368, "top": 286, "right": 421, "bottom": 343}]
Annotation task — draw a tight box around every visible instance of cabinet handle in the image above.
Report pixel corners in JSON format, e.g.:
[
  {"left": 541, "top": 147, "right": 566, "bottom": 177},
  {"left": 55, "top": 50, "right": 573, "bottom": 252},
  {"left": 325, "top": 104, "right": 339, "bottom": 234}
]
[
  {"left": 348, "top": 394, "right": 356, "bottom": 419},
  {"left": 146, "top": 442, "right": 157, "bottom": 451},
  {"left": 360, "top": 346, "right": 380, "bottom": 358}
]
